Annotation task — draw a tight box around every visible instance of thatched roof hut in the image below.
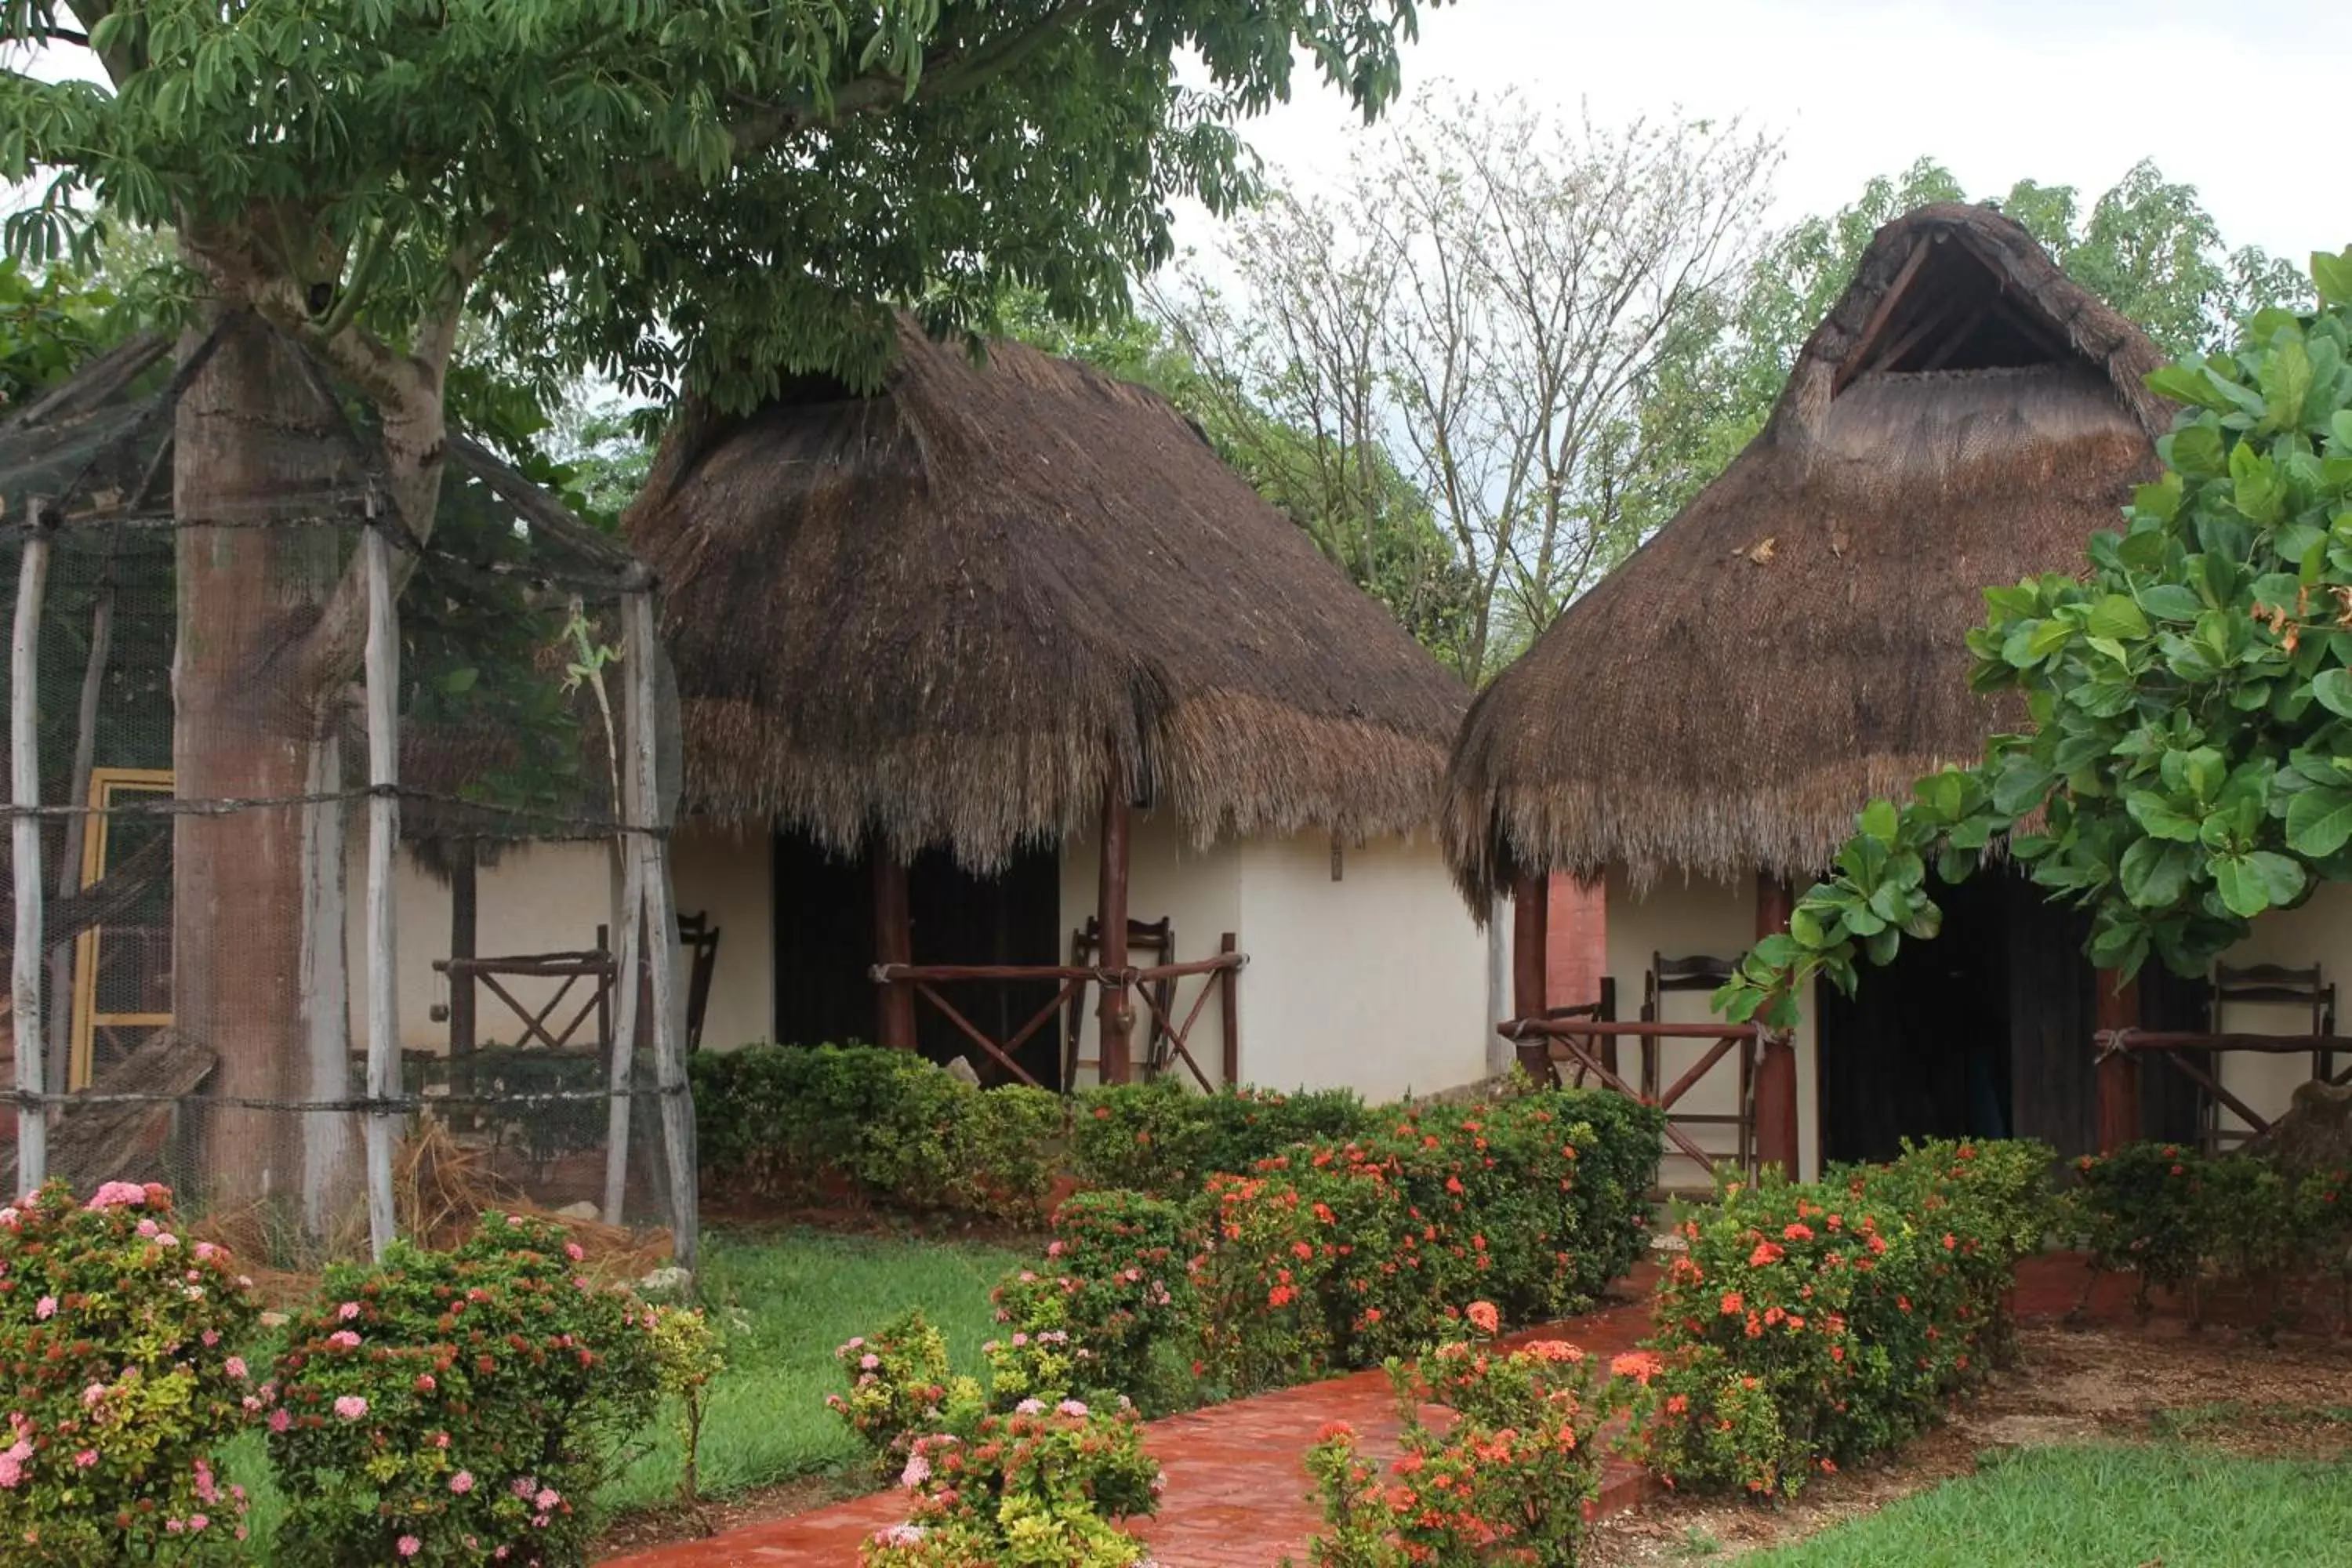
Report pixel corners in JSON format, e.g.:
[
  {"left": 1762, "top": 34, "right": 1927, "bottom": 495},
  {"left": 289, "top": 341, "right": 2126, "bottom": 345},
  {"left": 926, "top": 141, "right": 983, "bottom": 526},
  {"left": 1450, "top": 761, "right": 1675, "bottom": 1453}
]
[
  {"left": 1445, "top": 203, "right": 2169, "bottom": 901},
  {"left": 626, "top": 319, "right": 1469, "bottom": 868}
]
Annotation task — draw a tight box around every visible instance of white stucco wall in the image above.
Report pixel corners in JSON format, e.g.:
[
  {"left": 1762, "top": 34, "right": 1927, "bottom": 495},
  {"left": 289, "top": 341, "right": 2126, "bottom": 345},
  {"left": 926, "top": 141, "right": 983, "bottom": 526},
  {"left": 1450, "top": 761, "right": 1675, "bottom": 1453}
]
[
  {"left": 1060, "top": 814, "right": 1243, "bottom": 1090},
  {"left": 2206, "top": 880, "right": 2352, "bottom": 1138},
  {"left": 1604, "top": 866, "right": 1821, "bottom": 1187},
  {"left": 1057, "top": 820, "right": 1488, "bottom": 1102},
  {"left": 670, "top": 818, "right": 774, "bottom": 1052},
  {"left": 361, "top": 823, "right": 763, "bottom": 1058},
  {"left": 358, "top": 837, "right": 617, "bottom": 1053},
  {"left": 1235, "top": 832, "right": 1490, "bottom": 1102}
]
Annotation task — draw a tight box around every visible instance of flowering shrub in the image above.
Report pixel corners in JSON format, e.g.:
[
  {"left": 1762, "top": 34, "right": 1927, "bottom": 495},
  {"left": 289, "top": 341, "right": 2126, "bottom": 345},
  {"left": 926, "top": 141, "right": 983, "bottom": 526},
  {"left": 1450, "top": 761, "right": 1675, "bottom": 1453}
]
[
  {"left": 690, "top": 1044, "right": 1068, "bottom": 1220},
  {"left": 862, "top": 1399, "right": 1163, "bottom": 1568},
  {"left": 1026, "top": 1191, "right": 1196, "bottom": 1405},
  {"left": 1189, "top": 1091, "right": 1665, "bottom": 1395},
  {"left": 267, "top": 1212, "right": 662, "bottom": 1566},
  {"left": 1625, "top": 1141, "right": 2053, "bottom": 1499},
  {"left": 646, "top": 1305, "right": 726, "bottom": 1504},
  {"left": 829, "top": 1311, "right": 974, "bottom": 1470},
  {"left": 2068, "top": 1143, "right": 2352, "bottom": 1329},
  {"left": 1294, "top": 1304, "right": 1620, "bottom": 1567},
  {"left": 0, "top": 1181, "right": 260, "bottom": 1563},
  {"left": 2067, "top": 1142, "right": 2205, "bottom": 1312}
]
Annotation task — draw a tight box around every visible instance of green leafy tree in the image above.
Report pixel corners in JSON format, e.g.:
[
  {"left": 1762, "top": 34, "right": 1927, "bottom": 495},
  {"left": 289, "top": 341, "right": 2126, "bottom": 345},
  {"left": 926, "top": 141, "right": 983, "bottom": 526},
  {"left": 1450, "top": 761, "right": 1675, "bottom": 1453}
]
[
  {"left": 1719, "top": 252, "right": 2352, "bottom": 1031},
  {"left": 2, "top": 0, "right": 1436, "bottom": 1211}
]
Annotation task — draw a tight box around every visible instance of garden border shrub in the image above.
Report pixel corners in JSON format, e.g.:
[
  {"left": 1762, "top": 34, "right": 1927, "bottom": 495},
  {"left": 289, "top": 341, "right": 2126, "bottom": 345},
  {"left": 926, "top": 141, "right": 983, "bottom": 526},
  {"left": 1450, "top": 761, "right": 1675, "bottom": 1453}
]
[{"left": 1625, "top": 1138, "right": 2054, "bottom": 1499}]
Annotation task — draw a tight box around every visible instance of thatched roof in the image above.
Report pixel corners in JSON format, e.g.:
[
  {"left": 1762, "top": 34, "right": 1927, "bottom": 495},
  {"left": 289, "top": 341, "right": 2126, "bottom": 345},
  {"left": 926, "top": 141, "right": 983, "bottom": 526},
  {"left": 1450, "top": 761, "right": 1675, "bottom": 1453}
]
[
  {"left": 1445, "top": 202, "right": 2169, "bottom": 901},
  {"left": 626, "top": 319, "right": 1468, "bottom": 867}
]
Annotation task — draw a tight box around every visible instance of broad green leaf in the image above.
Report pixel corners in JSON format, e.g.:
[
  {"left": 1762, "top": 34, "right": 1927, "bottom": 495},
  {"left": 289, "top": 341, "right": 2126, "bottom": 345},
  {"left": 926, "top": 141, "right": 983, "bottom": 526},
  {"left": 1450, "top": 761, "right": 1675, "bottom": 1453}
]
[
  {"left": 2125, "top": 791, "right": 2201, "bottom": 842},
  {"left": 2166, "top": 423, "right": 2227, "bottom": 476},
  {"left": 2138, "top": 584, "right": 2204, "bottom": 620},
  {"left": 2285, "top": 786, "right": 2352, "bottom": 858},
  {"left": 2245, "top": 850, "right": 2307, "bottom": 907},
  {"left": 2314, "top": 249, "right": 2352, "bottom": 308},
  {"left": 2212, "top": 855, "right": 2274, "bottom": 918},
  {"left": 2312, "top": 668, "right": 2352, "bottom": 717},
  {"left": 2118, "top": 837, "right": 2195, "bottom": 908},
  {"left": 2146, "top": 363, "right": 2237, "bottom": 412},
  {"left": 1858, "top": 799, "right": 1899, "bottom": 844},
  {"left": 2086, "top": 594, "right": 2149, "bottom": 641}
]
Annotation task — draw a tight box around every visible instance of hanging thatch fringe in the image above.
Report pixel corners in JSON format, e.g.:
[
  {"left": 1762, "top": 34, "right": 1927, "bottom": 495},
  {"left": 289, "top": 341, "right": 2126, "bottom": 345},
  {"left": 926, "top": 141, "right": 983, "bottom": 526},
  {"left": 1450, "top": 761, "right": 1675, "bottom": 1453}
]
[
  {"left": 1444, "top": 203, "right": 2171, "bottom": 904},
  {"left": 627, "top": 319, "right": 1468, "bottom": 869}
]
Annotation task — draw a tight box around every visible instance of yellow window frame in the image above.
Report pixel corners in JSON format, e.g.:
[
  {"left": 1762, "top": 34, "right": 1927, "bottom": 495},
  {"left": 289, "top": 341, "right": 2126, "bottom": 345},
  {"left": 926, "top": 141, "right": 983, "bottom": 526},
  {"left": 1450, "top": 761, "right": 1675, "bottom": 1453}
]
[{"left": 70, "top": 766, "right": 174, "bottom": 1090}]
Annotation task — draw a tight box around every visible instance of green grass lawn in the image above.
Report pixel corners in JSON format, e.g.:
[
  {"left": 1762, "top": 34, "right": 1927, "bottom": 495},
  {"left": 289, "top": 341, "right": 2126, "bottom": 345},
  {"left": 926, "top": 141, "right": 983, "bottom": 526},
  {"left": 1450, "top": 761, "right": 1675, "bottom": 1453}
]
[
  {"left": 1737, "top": 1443, "right": 2352, "bottom": 1566},
  {"left": 600, "top": 1224, "right": 1029, "bottom": 1512}
]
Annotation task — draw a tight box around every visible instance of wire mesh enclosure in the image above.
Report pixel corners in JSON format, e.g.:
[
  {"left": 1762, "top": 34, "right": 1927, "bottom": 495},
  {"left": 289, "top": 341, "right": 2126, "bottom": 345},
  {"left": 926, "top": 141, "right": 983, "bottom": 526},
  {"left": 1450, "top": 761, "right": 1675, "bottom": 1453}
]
[{"left": 0, "top": 322, "right": 696, "bottom": 1271}]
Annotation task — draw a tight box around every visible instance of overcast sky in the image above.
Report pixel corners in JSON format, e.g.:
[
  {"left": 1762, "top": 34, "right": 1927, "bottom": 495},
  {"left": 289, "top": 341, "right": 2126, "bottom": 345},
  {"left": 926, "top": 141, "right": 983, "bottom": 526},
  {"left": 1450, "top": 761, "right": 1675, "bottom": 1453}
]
[{"left": 1201, "top": 0, "right": 2347, "bottom": 265}]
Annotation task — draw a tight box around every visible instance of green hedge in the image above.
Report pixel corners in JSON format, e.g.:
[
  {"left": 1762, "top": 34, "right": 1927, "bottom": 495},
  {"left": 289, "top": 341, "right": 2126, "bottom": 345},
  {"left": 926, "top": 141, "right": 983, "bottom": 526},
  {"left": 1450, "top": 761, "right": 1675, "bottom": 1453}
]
[{"left": 690, "top": 1044, "right": 1064, "bottom": 1221}]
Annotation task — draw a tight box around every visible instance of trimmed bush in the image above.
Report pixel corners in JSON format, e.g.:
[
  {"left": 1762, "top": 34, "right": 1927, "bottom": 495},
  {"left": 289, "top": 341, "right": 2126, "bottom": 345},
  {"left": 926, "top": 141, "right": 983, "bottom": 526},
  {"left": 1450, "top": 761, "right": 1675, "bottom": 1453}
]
[
  {"left": 1626, "top": 1139, "right": 2054, "bottom": 1499},
  {"left": 1189, "top": 1089, "right": 1666, "bottom": 1396},
  {"left": 0, "top": 1181, "right": 261, "bottom": 1563},
  {"left": 691, "top": 1044, "right": 1066, "bottom": 1221},
  {"left": 1070, "top": 1080, "right": 1383, "bottom": 1196},
  {"left": 266, "top": 1212, "right": 662, "bottom": 1567}
]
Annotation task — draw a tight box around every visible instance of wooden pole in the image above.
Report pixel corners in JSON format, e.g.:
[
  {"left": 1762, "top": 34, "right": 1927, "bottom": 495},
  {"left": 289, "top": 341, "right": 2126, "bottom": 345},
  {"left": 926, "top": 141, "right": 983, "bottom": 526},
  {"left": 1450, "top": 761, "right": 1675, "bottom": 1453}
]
[
  {"left": 1094, "top": 757, "right": 1134, "bottom": 1085},
  {"left": 46, "top": 579, "right": 109, "bottom": 1100},
  {"left": 602, "top": 653, "right": 646, "bottom": 1225},
  {"left": 626, "top": 587, "right": 699, "bottom": 1275},
  {"left": 872, "top": 850, "right": 916, "bottom": 1051},
  {"left": 2096, "top": 971, "right": 2142, "bottom": 1154},
  {"left": 448, "top": 837, "right": 477, "bottom": 1096},
  {"left": 1219, "top": 931, "right": 1240, "bottom": 1087},
  {"left": 11, "top": 513, "right": 52, "bottom": 1193},
  {"left": 361, "top": 521, "right": 401, "bottom": 1258},
  {"left": 1510, "top": 872, "right": 1550, "bottom": 1079},
  {"left": 1753, "top": 871, "right": 1801, "bottom": 1178}
]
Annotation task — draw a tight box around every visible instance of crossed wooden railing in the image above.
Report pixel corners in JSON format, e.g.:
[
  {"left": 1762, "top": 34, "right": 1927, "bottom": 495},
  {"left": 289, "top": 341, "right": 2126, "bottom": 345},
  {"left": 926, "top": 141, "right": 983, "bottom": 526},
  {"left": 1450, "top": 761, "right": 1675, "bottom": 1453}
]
[
  {"left": 1500, "top": 1014, "right": 1769, "bottom": 1175},
  {"left": 872, "top": 941, "right": 1246, "bottom": 1092},
  {"left": 2096, "top": 1028, "right": 2352, "bottom": 1145}
]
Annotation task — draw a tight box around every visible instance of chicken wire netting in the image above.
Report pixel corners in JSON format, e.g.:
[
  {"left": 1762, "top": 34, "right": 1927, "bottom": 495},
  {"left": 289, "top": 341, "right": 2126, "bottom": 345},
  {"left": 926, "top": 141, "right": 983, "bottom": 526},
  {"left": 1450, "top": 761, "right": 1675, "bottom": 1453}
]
[{"left": 0, "top": 325, "right": 694, "bottom": 1269}]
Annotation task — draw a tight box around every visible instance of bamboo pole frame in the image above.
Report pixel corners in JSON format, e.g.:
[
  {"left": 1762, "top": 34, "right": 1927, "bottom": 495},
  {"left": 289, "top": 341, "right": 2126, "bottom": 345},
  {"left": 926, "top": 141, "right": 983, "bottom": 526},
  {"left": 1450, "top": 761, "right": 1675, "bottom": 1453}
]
[
  {"left": 11, "top": 506, "right": 52, "bottom": 1193},
  {"left": 361, "top": 520, "right": 401, "bottom": 1258},
  {"left": 626, "top": 586, "right": 698, "bottom": 1275}
]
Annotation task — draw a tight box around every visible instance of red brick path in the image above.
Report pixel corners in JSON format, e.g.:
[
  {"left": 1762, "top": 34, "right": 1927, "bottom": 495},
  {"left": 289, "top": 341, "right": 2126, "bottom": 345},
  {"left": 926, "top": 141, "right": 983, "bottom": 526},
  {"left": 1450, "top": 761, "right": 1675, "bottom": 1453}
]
[{"left": 601, "top": 1283, "right": 1660, "bottom": 1567}]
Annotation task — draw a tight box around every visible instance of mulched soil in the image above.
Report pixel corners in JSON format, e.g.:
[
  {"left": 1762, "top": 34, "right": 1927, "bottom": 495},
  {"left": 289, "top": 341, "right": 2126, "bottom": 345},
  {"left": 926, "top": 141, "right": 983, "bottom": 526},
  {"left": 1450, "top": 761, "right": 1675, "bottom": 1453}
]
[{"left": 1581, "top": 1312, "right": 2352, "bottom": 1565}]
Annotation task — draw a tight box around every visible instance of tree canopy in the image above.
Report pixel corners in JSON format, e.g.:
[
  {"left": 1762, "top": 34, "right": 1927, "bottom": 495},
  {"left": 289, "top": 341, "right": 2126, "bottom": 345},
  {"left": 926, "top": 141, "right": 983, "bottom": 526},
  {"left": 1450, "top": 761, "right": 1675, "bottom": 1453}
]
[{"left": 1719, "top": 251, "right": 2352, "bottom": 1032}]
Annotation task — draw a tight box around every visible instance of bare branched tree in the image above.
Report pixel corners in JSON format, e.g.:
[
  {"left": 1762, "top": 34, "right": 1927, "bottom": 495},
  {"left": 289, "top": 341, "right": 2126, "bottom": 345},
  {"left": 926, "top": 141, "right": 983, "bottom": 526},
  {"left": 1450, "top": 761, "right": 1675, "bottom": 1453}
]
[{"left": 1154, "top": 89, "right": 1782, "bottom": 679}]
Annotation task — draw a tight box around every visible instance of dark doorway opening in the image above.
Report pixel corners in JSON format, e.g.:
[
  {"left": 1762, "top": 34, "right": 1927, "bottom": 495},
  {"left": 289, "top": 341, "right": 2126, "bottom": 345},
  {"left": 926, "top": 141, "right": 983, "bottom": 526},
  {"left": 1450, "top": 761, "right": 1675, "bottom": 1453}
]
[
  {"left": 1817, "top": 868, "right": 2102, "bottom": 1163},
  {"left": 770, "top": 829, "right": 1063, "bottom": 1085}
]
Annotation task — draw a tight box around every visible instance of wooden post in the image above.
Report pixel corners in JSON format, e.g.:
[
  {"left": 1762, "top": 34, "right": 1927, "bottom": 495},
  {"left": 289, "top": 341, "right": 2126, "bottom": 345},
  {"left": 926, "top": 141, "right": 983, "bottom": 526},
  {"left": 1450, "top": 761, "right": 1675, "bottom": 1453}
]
[
  {"left": 625, "top": 586, "right": 699, "bottom": 1276},
  {"left": 361, "top": 521, "right": 401, "bottom": 1258},
  {"left": 46, "top": 576, "right": 110, "bottom": 1101},
  {"left": 1753, "top": 871, "right": 1801, "bottom": 1178},
  {"left": 1219, "top": 931, "right": 1240, "bottom": 1087},
  {"left": 1510, "top": 873, "right": 1550, "bottom": 1078},
  {"left": 448, "top": 837, "right": 477, "bottom": 1097},
  {"left": 872, "top": 850, "right": 916, "bottom": 1051},
  {"left": 1095, "top": 759, "right": 1134, "bottom": 1085},
  {"left": 11, "top": 512, "right": 52, "bottom": 1193},
  {"left": 2096, "top": 970, "right": 2142, "bottom": 1154}
]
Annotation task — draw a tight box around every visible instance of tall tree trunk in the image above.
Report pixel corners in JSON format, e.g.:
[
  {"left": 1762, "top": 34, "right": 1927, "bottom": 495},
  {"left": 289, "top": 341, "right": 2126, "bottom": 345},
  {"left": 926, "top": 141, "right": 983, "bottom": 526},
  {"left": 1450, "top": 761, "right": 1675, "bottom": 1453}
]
[{"left": 173, "top": 303, "right": 351, "bottom": 1213}]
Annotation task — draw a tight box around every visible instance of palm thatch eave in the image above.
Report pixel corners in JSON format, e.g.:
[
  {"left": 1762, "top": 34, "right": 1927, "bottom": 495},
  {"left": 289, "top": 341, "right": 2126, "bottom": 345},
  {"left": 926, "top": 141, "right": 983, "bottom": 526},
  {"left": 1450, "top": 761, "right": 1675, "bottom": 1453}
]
[{"left": 628, "top": 320, "right": 1468, "bottom": 872}]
